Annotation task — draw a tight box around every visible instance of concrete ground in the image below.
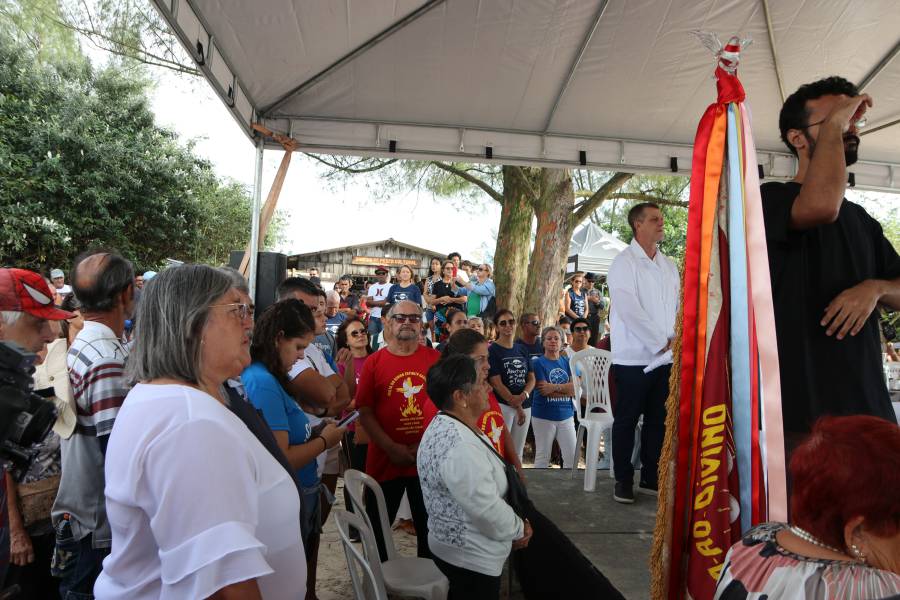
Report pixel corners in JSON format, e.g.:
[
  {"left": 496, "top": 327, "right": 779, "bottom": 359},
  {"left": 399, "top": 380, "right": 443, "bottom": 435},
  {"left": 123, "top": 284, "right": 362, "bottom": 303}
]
[
  {"left": 316, "top": 466, "right": 657, "bottom": 600},
  {"left": 517, "top": 467, "right": 657, "bottom": 600}
]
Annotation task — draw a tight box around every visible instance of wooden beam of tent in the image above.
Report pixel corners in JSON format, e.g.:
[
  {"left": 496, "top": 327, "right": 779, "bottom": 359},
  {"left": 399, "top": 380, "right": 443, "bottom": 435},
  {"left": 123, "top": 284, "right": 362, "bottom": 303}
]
[{"left": 238, "top": 124, "right": 298, "bottom": 276}]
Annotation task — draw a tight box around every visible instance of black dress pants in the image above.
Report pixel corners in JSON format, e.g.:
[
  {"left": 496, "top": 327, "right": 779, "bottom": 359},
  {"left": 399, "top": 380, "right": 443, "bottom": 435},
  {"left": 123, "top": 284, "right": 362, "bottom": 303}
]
[
  {"left": 611, "top": 364, "right": 670, "bottom": 485},
  {"left": 433, "top": 555, "right": 501, "bottom": 600},
  {"left": 364, "top": 476, "right": 430, "bottom": 561}
]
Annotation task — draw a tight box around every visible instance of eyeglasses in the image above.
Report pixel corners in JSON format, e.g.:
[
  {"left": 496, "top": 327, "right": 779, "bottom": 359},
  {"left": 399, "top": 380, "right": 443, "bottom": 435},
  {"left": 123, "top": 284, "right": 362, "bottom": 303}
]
[
  {"left": 573, "top": 279, "right": 583, "bottom": 284},
  {"left": 390, "top": 313, "right": 421, "bottom": 323},
  {"left": 476, "top": 267, "right": 488, "bottom": 272},
  {"left": 527, "top": 320, "right": 540, "bottom": 326},
  {"left": 572, "top": 326, "right": 590, "bottom": 333},
  {"left": 801, "top": 116, "right": 867, "bottom": 130},
  {"left": 349, "top": 329, "right": 367, "bottom": 338},
  {"left": 211, "top": 303, "right": 252, "bottom": 320},
  {"left": 496, "top": 319, "right": 515, "bottom": 327}
]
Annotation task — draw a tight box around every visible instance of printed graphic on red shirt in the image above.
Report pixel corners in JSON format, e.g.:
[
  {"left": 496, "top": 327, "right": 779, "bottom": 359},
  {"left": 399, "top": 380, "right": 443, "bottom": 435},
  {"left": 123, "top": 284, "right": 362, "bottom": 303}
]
[
  {"left": 390, "top": 371, "right": 427, "bottom": 431},
  {"left": 478, "top": 409, "right": 506, "bottom": 457},
  {"left": 478, "top": 392, "right": 507, "bottom": 458}
]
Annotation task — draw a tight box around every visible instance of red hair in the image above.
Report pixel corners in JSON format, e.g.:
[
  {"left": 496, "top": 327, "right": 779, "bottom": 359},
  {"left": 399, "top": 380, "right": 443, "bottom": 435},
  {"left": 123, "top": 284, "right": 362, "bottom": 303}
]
[{"left": 790, "top": 415, "right": 900, "bottom": 549}]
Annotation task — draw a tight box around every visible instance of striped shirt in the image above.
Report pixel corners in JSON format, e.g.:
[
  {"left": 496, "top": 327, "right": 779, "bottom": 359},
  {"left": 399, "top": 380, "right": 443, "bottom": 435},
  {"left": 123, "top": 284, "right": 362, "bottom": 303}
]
[{"left": 52, "top": 321, "right": 130, "bottom": 548}]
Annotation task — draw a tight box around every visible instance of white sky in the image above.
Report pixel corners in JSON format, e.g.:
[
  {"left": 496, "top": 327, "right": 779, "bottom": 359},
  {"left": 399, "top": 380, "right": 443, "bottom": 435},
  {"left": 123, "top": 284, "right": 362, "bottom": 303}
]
[{"left": 148, "top": 71, "right": 501, "bottom": 261}]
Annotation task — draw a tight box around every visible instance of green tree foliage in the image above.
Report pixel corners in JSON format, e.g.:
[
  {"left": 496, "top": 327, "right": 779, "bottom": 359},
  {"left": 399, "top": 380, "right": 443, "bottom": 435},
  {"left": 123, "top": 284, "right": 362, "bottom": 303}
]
[
  {"left": 590, "top": 175, "right": 690, "bottom": 261},
  {"left": 0, "top": 0, "right": 83, "bottom": 63},
  {"left": 0, "top": 34, "right": 274, "bottom": 270}
]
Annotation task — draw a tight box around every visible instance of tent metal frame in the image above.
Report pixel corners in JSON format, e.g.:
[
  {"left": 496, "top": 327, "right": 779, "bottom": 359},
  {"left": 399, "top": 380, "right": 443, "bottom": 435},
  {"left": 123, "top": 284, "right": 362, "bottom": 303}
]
[{"left": 148, "top": 0, "right": 900, "bottom": 289}]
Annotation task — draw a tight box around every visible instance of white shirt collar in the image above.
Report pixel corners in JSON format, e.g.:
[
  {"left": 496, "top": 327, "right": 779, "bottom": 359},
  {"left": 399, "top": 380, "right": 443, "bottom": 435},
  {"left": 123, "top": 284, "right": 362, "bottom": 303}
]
[{"left": 628, "top": 238, "right": 661, "bottom": 262}]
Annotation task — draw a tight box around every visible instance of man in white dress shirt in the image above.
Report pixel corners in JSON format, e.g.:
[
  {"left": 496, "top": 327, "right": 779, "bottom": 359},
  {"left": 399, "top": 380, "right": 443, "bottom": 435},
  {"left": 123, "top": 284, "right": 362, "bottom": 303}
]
[{"left": 607, "top": 203, "right": 680, "bottom": 504}]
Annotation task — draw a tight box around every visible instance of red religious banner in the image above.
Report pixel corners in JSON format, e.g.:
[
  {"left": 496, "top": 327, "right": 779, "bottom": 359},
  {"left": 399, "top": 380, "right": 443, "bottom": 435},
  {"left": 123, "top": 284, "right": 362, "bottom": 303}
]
[{"left": 651, "top": 34, "right": 785, "bottom": 600}]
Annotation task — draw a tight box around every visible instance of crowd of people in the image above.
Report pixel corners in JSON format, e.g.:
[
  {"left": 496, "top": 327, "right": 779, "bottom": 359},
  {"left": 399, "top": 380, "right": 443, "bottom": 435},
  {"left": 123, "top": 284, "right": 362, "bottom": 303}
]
[{"left": 1, "top": 75, "right": 899, "bottom": 600}]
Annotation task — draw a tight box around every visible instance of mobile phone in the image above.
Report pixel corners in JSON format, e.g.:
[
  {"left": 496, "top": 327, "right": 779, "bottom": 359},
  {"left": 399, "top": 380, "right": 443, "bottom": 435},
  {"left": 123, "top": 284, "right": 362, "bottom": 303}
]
[{"left": 337, "top": 410, "right": 360, "bottom": 427}]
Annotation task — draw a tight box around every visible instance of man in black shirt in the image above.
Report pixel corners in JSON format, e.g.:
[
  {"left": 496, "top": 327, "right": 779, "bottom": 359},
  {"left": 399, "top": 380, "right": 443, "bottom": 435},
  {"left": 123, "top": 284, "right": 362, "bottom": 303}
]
[{"left": 762, "top": 77, "right": 900, "bottom": 451}]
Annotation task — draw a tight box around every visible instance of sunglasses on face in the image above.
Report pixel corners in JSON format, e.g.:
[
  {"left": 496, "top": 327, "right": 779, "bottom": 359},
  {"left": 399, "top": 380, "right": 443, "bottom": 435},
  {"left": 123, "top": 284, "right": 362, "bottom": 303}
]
[
  {"left": 573, "top": 326, "right": 590, "bottom": 333},
  {"left": 528, "top": 320, "right": 540, "bottom": 326},
  {"left": 390, "top": 314, "right": 421, "bottom": 323},
  {"left": 496, "top": 319, "right": 515, "bottom": 327},
  {"left": 348, "top": 329, "right": 367, "bottom": 338}
]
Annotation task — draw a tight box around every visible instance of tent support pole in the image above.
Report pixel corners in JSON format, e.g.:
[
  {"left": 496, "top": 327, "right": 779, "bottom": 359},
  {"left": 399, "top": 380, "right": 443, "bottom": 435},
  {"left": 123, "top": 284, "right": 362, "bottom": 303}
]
[
  {"left": 858, "top": 37, "right": 900, "bottom": 92},
  {"left": 542, "top": 0, "right": 609, "bottom": 133},
  {"left": 761, "top": 0, "right": 786, "bottom": 104},
  {"left": 260, "top": 0, "right": 446, "bottom": 116},
  {"left": 245, "top": 138, "right": 265, "bottom": 299}
]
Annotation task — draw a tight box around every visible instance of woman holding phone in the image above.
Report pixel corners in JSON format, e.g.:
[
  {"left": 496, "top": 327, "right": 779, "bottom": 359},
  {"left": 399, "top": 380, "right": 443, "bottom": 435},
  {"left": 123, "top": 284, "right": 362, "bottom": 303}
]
[{"left": 241, "top": 299, "right": 346, "bottom": 600}]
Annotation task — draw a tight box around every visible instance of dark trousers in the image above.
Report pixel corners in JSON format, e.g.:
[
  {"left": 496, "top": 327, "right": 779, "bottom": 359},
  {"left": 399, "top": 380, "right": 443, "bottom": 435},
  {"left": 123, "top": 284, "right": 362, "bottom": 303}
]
[
  {"left": 611, "top": 364, "right": 670, "bottom": 486},
  {"left": 343, "top": 433, "right": 368, "bottom": 516},
  {"left": 365, "top": 476, "right": 430, "bottom": 561},
  {"left": 433, "top": 555, "right": 500, "bottom": 600},
  {"left": 51, "top": 522, "right": 108, "bottom": 600},
  {"left": 4, "top": 526, "right": 59, "bottom": 599},
  {"left": 587, "top": 312, "right": 601, "bottom": 347}
]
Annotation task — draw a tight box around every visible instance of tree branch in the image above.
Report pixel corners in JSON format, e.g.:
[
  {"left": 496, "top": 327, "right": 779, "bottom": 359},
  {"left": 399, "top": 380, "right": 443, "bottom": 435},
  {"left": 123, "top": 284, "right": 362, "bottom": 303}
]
[
  {"left": 305, "top": 153, "right": 398, "bottom": 174},
  {"left": 430, "top": 161, "right": 504, "bottom": 203},
  {"left": 42, "top": 6, "right": 200, "bottom": 76},
  {"left": 513, "top": 166, "right": 539, "bottom": 201},
  {"left": 572, "top": 172, "right": 633, "bottom": 222}
]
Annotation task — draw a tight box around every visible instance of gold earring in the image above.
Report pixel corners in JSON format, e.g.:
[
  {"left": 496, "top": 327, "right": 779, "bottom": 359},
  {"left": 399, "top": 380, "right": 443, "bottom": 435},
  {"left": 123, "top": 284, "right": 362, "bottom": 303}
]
[{"left": 851, "top": 544, "right": 867, "bottom": 563}]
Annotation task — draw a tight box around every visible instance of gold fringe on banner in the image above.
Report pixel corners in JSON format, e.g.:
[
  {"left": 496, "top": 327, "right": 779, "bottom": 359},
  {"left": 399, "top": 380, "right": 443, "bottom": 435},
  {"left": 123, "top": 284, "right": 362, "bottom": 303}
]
[{"left": 649, "top": 284, "right": 688, "bottom": 600}]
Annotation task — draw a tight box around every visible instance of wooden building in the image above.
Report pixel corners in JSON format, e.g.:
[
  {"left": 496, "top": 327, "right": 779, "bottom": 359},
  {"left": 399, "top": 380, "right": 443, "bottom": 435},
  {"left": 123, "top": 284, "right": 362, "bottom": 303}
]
[{"left": 287, "top": 238, "right": 444, "bottom": 283}]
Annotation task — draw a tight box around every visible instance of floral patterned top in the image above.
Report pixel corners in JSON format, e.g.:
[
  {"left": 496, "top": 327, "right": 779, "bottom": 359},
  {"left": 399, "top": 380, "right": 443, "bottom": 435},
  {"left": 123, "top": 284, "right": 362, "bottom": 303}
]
[{"left": 715, "top": 523, "right": 900, "bottom": 600}]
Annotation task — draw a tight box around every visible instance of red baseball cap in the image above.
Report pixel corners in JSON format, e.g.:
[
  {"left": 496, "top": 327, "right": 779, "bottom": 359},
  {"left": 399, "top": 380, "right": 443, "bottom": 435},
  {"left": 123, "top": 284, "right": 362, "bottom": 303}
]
[
  {"left": 0, "top": 268, "right": 75, "bottom": 320},
  {"left": 374, "top": 266, "right": 389, "bottom": 274}
]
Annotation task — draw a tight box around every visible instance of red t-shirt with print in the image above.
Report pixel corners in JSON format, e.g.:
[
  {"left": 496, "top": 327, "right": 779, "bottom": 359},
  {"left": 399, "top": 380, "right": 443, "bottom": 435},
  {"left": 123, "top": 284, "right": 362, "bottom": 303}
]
[
  {"left": 478, "top": 391, "right": 508, "bottom": 459},
  {"left": 355, "top": 344, "right": 440, "bottom": 481}
]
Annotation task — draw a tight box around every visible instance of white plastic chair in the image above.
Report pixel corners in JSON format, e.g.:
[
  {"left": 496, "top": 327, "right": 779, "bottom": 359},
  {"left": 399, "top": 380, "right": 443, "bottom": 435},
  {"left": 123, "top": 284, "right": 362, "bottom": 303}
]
[
  {"left": 334, "top": 510, "right": 389, "bottom": 600},
  {"left": 569, "top": 347, "right": 615, "bottom": 491},
  {"left": 342, "top": 469, "right": 449, "bottom": 600}
]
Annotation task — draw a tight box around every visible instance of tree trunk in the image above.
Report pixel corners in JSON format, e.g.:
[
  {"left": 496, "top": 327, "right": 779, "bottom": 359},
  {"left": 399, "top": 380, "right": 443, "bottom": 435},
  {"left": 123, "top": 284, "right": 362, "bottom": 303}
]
[
  {"left": 523, "top": 168, "right": 576, "bottom": 326},
  {"left": 491, "top": 166, "right": 535, "bottom": 316}
]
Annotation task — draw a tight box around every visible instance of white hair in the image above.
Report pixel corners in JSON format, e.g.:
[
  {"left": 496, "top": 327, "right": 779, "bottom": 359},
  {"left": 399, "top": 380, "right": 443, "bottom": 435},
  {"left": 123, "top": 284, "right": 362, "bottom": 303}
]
[
  {"left": 325, "top": 290, "right": 341, "bottom": 303},
  {"left": 1, "top": 311, "right": 23, "bottom": 326}
]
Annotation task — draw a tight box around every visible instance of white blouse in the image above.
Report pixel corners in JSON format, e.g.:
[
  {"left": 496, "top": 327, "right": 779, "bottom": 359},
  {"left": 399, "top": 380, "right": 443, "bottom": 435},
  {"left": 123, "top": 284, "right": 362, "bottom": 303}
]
[{"left": 95, "top": 383, "right": 306, "bottom": 599}]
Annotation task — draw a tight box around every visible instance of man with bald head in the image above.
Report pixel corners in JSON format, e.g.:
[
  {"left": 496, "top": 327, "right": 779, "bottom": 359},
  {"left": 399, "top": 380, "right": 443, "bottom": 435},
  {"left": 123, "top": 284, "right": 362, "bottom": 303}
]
[
  {"left": 51, "top": 250, "right": 134, "bottom": 598},
  {"left": 356, "top": 300, "right": 440, "bottom": 560}
]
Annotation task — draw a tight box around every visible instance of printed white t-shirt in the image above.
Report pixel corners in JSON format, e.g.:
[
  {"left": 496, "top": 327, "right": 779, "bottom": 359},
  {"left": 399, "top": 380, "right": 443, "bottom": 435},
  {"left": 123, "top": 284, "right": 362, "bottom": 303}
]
[{"left": 366, "top": 282, "right": 393, "bottom": 318}]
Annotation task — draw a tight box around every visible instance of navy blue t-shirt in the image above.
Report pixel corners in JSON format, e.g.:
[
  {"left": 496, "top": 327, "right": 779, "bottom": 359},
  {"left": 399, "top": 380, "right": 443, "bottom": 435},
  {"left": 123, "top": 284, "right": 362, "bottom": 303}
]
[
  {"left": 386, "top": 283, "right": 423, "bottom": 306},
  {"left": 488, "top": 343, "right": 533, "bottom": 408},
  {"left": 532, "top": 355, "right": 576, "bottom": 421},
  {"left": 568, "top": 288, "right": 587, "bottom": 318}
]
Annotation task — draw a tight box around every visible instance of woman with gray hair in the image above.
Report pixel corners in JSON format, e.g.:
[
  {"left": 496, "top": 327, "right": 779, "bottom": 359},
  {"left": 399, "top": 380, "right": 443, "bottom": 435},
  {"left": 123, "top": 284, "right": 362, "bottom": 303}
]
[
  {"left": 419, "top": 353, "right": 531, "bottom": 599},
  {"left": 94, "top": 265, "right": 306, "bottom": 600},
  {"left": 530, "top": 326, "right": 577, "bottom": 469}
]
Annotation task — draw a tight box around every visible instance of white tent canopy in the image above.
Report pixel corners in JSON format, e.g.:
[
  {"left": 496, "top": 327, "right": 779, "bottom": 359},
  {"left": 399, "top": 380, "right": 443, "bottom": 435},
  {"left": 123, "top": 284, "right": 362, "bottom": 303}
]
[
  {"left": 152, "top": 0, "right": 900, "bottom": 192},
  {"left": 567, "top": 223, "right": 628, "bottom": 275}
]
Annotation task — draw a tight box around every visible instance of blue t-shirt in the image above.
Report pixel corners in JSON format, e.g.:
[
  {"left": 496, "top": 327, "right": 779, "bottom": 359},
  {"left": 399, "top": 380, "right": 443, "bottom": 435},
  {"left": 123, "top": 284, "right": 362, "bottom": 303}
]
[
  {"left": 386, "top": 283, "right": 423, "bottom": 306},
  {"left": 241, "top": 362, "right": 318, "bottom": 487},
  {"left": 326, "top": 312, "right": 347, "bottom": 335},
  {"left": 568, "top": 288, "right": 587, "bottom": 318},
  {"left": 488, "top": 343, "right": 533, "bottom": 408},
  {"left": 531, "top": 355, "right": 576, "bottom": 421}
]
